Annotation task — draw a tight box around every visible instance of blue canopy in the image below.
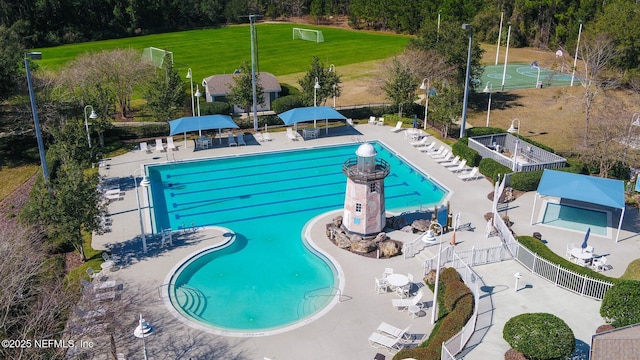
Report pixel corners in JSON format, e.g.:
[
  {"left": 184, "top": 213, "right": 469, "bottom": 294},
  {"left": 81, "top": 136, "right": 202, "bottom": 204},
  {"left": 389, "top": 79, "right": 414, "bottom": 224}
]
[
  {"left": 169, "top": 115, "right": 238, "bottom": 136},
  {"left": 277, "top": 106, "right": 347, "bottom": 125}
]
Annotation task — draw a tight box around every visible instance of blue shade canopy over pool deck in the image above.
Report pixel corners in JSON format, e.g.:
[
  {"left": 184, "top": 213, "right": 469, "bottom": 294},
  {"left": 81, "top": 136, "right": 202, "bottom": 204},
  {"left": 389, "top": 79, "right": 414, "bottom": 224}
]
[
  {"left": 531, "top": 169, "right": 625, "bottom": 241},
  {"left": 169, "top": 115, "right": 238, "bottom": 136},
  {"left": 278, "top": 106, "right": 347, "bottom": 131}
]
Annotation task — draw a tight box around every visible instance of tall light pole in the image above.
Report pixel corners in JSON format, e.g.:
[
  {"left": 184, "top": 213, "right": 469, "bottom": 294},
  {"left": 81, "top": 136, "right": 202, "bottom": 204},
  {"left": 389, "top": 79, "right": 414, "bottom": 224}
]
[
  {"left": 420, "top": 78, "right": 431, "bottom": 130},
  {"left": 437, "top": 11, "right": 441, "bottom": 42},
  {"left": 313, "top": 77, "right": 320, "bottom": 107},
  {"left": 501, "top": 22, "right": 512, "bottom": 91},
  {"left": 483, "top": 82, "right": 492, "bottom": 127},
  {"left": 133, "top": 314, "right": 154, "bottom": 360},
  {"left": 195, "top": 85, "right": 202, "bottom": 117},
  {"left": 329, "top": 64, "right": 336, "bottom": 108},
  {"left": 495, "top": 11, "right": 504, "bottom": 65},
  {"left": 623, "top": 113, "right": 640, "bottom": 164},
  {"left": 133, "top": 168, "right": 150, "bottom": 254},
  {"left": 508, "top": 118, "right": 521, "bottom": 172},
  {"left": 186, "top": 68, "right": 195, "bottom": 116},
  {"left": 428, "top": 222, "right": 444, "bottom": 324},
  {"left": 25, "top": 52, "right": 49, "bottom": 180},
  {"left": 83, "top": 105, "right": 98, "bottom": 148},
  {"left": 571, "top": 21, "right": 583, "bottom": 87},
  {"left": 460, "top": 24, "right": 473, "bottom": 139},
  {"left": 249, "top": 14, "right": 261, "bottom": 131}
]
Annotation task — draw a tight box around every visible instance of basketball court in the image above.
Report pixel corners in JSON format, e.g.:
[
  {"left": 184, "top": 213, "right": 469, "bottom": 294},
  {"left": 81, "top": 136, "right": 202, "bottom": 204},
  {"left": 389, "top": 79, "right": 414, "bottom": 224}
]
[{"left": 481, "top": 64, "right": 576, "bottom": 91}]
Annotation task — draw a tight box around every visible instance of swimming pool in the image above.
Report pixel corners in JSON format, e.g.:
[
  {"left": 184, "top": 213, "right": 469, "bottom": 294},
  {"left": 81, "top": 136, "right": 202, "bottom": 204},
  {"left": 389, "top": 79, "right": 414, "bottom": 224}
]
[
  {"left": 150, "top": 142, "right": 448, "bottom": 335},
  {"left": 541, "top": 202, "right": 609, "bottom": 236}
]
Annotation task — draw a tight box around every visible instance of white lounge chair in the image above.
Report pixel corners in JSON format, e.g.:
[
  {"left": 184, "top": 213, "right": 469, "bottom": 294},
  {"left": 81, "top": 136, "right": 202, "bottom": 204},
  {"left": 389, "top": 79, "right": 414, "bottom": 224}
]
[
  {"left": 441, "top": 155, "right": 460, "bottom": 167},
  {"left": 139, "top": 142, "right": 151, "bottom": 153},
  {"left": 392, "top": 290, "right": 424, "bottom": 311},
  {"left": 286, "top": 128, "right": 298, "bottom": 141},
  {"left": 263, "top": 132, "right": 273, "bottom": 141},
  {"left": 434, "top": 152, "right": 453, "bottom": 163},
  {"left": 411, "top": 137, "right": 431, "bottom": 147},
  {"left": 376, "top": 322, "right": 413, "bottom": 342},
  {"left": 368, "top": 332, "right": 404, "bottom": 354},
  {"left": 459, "top": 167, "right": 483, "bottom": 181},
  {"left": 237, "top": 134, "right": 246, "bottom": 146},
  {"left": 431, "top": 149, "right": 450, "bottom": 159},
  {"left": 449, "top": 159, "right": 468, "bottom": 172},
  {"left": 154, "top": 138, "right": 165, "bottom": 152},
  {"left": 417, "top": 143, "right": 436, "bottom": 153},
  {"left": 81, "top": 278, "right": 116, "bottom": 292},
  {"left": 425, "top": 146, "right": 444, "bottom": 156},
  {"left": 166, "top": 136, "right": 177, "bottom": 151},
  {"left": 368, "top": 116, "right": 377, "bottom": 125},
  {"left": 81, "top": 287, "right": 116, "bottom": 302},
  {"left": 228, "top": 133, "right": 237, "bottom": 147},
  {"left": 389, "top": 121, "right": 403, "bottom": 132},
  {"left": 378, "top": 117, "right": 385, "bottom": 126}
]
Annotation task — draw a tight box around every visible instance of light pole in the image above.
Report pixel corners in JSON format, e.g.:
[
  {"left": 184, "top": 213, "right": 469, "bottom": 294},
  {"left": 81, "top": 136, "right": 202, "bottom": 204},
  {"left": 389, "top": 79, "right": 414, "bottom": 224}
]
[
  {"left": 25, "top": 51, "right": 49, "bottom": 180},
  {"left": 313, "top": 77, "right": 320, "bottom": 107},
  {"left": 329, "top": 64, "right": 336, "bottom": 108},
  {"left": 460, "top": 24, "right": 473, "bottom": 139},
  {"left": 195, "top": 85, "right": 202, "bottom": 117},
  {"left": 83, "top": 105, "right": 98, "bottom": 148},
  {"left": 133, "top": 168, "right": 150, "bottom": 254},
  {"left": 495, "top": 11, "right": 504, "bottom": 65},
  {"left": 186, "top": 68, "right": 195, "bottom": 116},
  {"left": 428, "top": 222, "right": 444, "bottom": 324},
  {"left": 249, "top": 14, "right": 260, "bottom": 131},
  {"left": 507, "top": 118, "right": 521, "bottom": 172},
  {"left": 623, "top": 113, "right": 640, "bottom": 164},
  {"left": 420, "top": 78, "right": 431, "bottom": 130},
  {"left": 532, "top": 63, "right": 541, "bottom": 88},
  {"left": 571, "top": 21, "right": 583, "bottom": 87},
  {"left": 501, "top": 22, "right": 512, "bottom": 91},
  {"left": 133, "top": 314, "right": 154, "bottom": 360},
  {"left": 483, "top": 82, "right": 492, "bottom": 127},
  {"left": 437, "top": 11, "right": 441, "bottom": 41}
]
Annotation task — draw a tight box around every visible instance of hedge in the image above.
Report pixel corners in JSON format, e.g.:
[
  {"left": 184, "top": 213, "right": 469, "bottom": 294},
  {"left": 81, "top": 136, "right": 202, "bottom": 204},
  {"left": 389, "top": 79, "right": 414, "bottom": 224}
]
[
  {"left": 451, "top": 140, "right": 482, "bottom": 167},
  {"left": 478, "top": 157, "right": 511, "bottom": 183},
  {"left": 272, "top": 95, "right": 305, "bottom": 113},
  {"left": 600, "top": 280, "right": 640, "bottom": 327}
]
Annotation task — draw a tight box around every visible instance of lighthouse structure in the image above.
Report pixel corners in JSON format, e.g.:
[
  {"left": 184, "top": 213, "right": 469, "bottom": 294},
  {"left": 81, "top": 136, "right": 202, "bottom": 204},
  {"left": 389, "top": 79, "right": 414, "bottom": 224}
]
[{"left": 342, "top": 143, "right": 391, "bottom": 238}]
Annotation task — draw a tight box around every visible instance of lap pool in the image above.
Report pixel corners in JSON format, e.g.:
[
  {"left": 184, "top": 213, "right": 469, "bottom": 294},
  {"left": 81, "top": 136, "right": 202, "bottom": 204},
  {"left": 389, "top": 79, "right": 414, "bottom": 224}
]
[{"left": 147, "top": 142, "right": 448, "bottom": 335}]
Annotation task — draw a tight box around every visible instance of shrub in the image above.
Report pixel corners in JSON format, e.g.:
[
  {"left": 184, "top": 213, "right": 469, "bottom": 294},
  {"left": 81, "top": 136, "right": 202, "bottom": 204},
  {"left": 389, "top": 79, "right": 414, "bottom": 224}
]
[
  {"left": 600, "top": 280, "right": 640, "bottom": 327},
  {"left": 478, "top": 157, "right": 511, "bottom": 182},
  {"left": 272, "top": 95, "right": 305, "bottom": 113},
  {"left": 451, "top": 141, "right": 482, "bottom": 167},
  {"left": 503, "top": 313, "right": 575, "bottom": 360},
  {"left": 510, "top": 170, "right": 543, "bottom": 191},
  {"left": 200, "top": 101, "right": 231, "bottom": 115}
]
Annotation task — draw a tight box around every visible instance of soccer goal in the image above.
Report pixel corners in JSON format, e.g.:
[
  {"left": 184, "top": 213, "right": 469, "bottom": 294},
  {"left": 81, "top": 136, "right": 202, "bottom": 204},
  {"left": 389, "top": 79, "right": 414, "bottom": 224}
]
[
  {"left": 141, "top": 47, "right": 174, "bottom": 68},
  {"left": 293, "top": 28, "right": 324, "bottom": 43}
]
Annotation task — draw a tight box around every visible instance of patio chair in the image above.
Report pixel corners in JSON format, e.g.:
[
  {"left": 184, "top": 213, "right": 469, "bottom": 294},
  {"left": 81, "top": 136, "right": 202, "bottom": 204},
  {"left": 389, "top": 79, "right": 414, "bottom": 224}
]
[
  {"left": 566, "top": 243, "right": 576, "bottom": 259},
  {"left": 449, "top": 159, "right": 468, "bottom": 172},
  {"left": 154, "top": 138, "right": 166, "bottom": 152},
  {"left": 574, "top": 257, "right": 590, "bottom": 267},
  {"left": 86, "top": 267, "right": 104, "bottom": 281},
  {"left": 377, "top": 117, "right": 385, "bottom": 126},
  {"left": 286, "top": 127, "right": 298, "bottom": 141},
  {"left": 368, "top": 116, "right": 377, "bottom": 125},
  {"left": 237, "top": 134, "right": 247, "bottom": 146},
  {"left": 389, "top": 121, "right": 403, "bottom": 132},
  {"left": 376, "top": 322, "right": 413, "bottom": 342},
  {"left": 101, "top": 252, "right": 115, "bottom": 270},
  {"left": 459, "top": 167, "right": 483, "bottom": 181},
  {"left": 392, "top": 290, "right": 424, "bottom": 311},
  {"left": 139, "top": 142, "right": 152, "bottom": 153},
  {"left": 368, "top": 332, "right": 404, "bottom": 354},
  {"left": 584, "top": 245, "right": 594, "bottom": 253},
  {"left": 166, "top": 136, "right": 177, "bottom": 151},
  {"left": 382, "top": 268, "right": 393, "bottom": 278},
  {"left": 375, "top": 277, "right": 389, "bottom": 294},
  {"left": 228, "top": 133, "right": 237, "bottom": 147},
  {"left": 592, "top": 256, "right": 607, "bottom": 272}
]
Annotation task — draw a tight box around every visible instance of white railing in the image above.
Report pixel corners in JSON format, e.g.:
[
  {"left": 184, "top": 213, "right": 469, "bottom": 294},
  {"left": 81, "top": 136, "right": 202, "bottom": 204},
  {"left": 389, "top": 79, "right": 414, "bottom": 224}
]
[{"left": 403, "top": 233, "right": 430, "bottom": 259}]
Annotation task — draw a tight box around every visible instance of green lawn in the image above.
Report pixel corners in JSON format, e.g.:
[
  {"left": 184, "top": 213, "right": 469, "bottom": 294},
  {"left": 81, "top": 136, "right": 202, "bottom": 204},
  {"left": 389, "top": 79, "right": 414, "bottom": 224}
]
[{"left": 34, "top": 24, "right": 411, "bottom": 78}]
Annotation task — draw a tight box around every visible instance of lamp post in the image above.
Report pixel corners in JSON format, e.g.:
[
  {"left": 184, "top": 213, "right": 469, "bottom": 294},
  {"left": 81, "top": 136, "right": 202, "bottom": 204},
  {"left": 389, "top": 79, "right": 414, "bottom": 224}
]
[
  {"left": 186, "top": 68, "right": 195, "bottom": 116},
  {"left": 313, "top": 77, "right": 320, "bottom": 107},
  {"left": 83, "top": 105, "right": 98, "bottom": 148},
  {"left": 133, "top": 314, "right": 154, "bottom": 360},
  {"left": 437, "top": 11, "right": 441, "bottom": 41},
  {"left": 623, "top": 113, "right": 640, "bottom": 164},
  {"left": 25, "top": 51, "right": 49, "bottom": 180},
  {"left": 429, "top": 222, "right": 444, "bottom": 324},
  {"left": 133, "top": 168, "right": 150, "bottom": 254},
  {"left": 195, "top": 85, "right": 202, "bottom": 117},
  {"left": 571, "top": 21, "right": 583, "bottom": 87},
  {"left": 460, "top": 24, "right": 473, "bottom": 139},
  {"left": 501, "top": 22, "right": 512, "bottom": 91},
  {"left": 329, "top": 64, "right": 336, "bottom": 108},
  {"left": 532, "top": 63, "right": 541, "bottom": 88},
  {"left": 483, "top": 82, "right": 492, "bottom": 127},
  {"left": 507, "top": 118, "right": 521, "bottom": 172},
  {"left": 420, "top": 78, "right": 431, "bottom": 129},
  {"left": 249, "top": 14, "right": 260, "bottom": 131},
  {"left": 495, "top": 11, "right": 504, "bottom": 65}
]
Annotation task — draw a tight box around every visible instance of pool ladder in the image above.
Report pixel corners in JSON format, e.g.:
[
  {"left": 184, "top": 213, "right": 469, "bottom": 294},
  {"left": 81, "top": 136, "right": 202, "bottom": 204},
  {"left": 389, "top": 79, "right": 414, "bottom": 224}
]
[{"left": 297, "top": 286, "right": 346, "bottom": 319}]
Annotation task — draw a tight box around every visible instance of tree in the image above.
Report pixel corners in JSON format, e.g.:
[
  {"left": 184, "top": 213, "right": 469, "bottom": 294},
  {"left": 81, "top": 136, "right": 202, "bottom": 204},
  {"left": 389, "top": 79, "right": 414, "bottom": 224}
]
[
  {"left": 379, "top": 57, "right": 418, "bottom": 117},
  {"left": 503, "top": 312, "right": 575, "bottom": 360},
  {"left": 601, "top": 280, "right": 640, "bottom": 328},
  {"left": 577, "top": 33, "right": 621, "bottom": 147},
  {"left": 592, "top": 1, "right": 640, "bottom": 71},
  {"left": 144, "top": 52, "right": 186, "bottom": 121},
  {"left": 227, "top": 61, "right": 264, "bottom": 118},
  {"left": 298, "top": 57, "right": 341, "bottom": 107},
  {"left": 428, "top": 84, "right": 462, "bottom": 138},
  {"left": 0, "top": 25, "right": 24, "bottom": 102}
]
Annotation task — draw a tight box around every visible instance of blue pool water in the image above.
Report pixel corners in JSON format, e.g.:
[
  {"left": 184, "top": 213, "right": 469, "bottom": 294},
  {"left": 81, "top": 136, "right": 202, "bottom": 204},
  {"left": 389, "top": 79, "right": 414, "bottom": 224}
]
[
  {"left": 148, "top": 142, "right": 448, "bottom": 334},
  {"left": 542, "top": 202, "right": 608, "bottom": 236}
]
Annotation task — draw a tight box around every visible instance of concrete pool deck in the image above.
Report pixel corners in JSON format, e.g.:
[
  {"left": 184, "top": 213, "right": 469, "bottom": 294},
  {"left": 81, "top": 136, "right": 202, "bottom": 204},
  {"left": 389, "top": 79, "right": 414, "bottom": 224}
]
[{"left": 89, "top": 123, "right": 640, "bottom": 359}]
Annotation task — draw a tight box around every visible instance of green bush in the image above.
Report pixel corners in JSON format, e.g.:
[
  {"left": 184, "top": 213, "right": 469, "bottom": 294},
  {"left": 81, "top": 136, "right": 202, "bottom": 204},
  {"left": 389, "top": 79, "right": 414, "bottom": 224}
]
[
  {"left": 600, "top": 280, "right": 640, "bottom": 327},
  {"left": 503, "top": 313, "right": 575, "bottom": 360},
  {"left": 451, "top": 140, "right": 482, "bottom": 167},
  {"left": 478, "top": 157, "right": 512, "bottom": 182},
  {"left": 466, "top": 127, "right": 505, "bottom": 137},
  {"left": 272, "top": 95, "right": 304, "bottom": 113},
  {"left": 510, "top": 170, "right": 543, "bottom": 191},
  {"left": 279, "top": 83, "right": 299, "bottom": 96},
  {"left": 200, "top": 101, "right": 231, "bottom": 115}
]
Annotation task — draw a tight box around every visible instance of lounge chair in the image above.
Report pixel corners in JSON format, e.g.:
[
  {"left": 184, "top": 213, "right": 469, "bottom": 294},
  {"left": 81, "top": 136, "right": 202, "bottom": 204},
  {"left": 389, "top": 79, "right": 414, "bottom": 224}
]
[
  {"left": 228, "top": 133, "right": 237, "bottom": 147},
  {"left": 441, "top": 155, "right": 460, "bottom": 167},
  {"left": 154, "top": 138, "right": 166, "bottom": 152},
  {"left": 389, "top": 121, "right": 403, "bottom": 132},
  {"left": 378, "top": 117, "right": 385, "bottom": 126},
  {"left": 417, "top": 143, "right": 436, "bottom": 153},
  {"left": 81, "top": 287, "right": 116, "bottom": 302},
  {"left": 86, "top": 267, "right": 104, "bottom": 281},
  {"left": 459, "top": 167, "right": 483, "bottom": 181},
  {"left": 434, "top": 152, "right": 453, "bottom": 163},
  {"left": 263, "top": 132, "right": 273, "bottom": 141},
  {"left": 286, "top": 128, "right": 298, "bottom": 141},
  {"left": 368, "top": 116, "right": 377, "bottom": 125},
  {"left": 166, "top": 136, "right": 177, "bottom": 151},
  {"left": 237, "top": 134, "right": 246, "bottom": 146},
  {"left": 430, "top": 149, "right": 450, "bottom": 159},
  {"left": 368, "top": 332, "right": 404, "bottom": 354},
  {"left": 376, "top": 322, "right": 413, "bottom": 342},
  {"left": 81, "top": 278, "right": 116, "bottom": 292},
  {"left": 392, "top": 290, "right": 423, "bottom": 311},
  {"left": 139, "top": 142, "right": 152, "bottom": 153},
  {"left": 101, "top": 252, "right": 115, "bottom": 270},
  {"left": 449, "top": 159, "right": 468, "bottom": 172},
  {"left": 410, "top": 137, "right": 431, "bottom": 147},
  {"left": 421, "top": 144, "right": 441, "bottom": 154}
]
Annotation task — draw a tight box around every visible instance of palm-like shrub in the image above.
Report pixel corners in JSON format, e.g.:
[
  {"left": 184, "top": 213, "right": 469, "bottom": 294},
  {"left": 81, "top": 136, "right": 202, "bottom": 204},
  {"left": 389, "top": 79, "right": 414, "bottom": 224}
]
[{"left": 503, "top": 313, "right": 575, "bottom": 359}]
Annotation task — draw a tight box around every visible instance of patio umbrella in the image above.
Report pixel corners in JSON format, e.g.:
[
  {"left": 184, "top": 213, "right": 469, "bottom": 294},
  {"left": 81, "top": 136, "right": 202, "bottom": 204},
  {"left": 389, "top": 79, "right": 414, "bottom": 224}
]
[{"left": 581, "top": 227, "right": 591, "bottom": 250}]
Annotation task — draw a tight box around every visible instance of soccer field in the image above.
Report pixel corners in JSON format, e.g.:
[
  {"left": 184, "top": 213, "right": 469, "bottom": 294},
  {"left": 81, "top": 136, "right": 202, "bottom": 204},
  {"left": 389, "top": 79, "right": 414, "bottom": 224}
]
[{"left": 35, "top": 24, "right": 410, "bottom": 78}]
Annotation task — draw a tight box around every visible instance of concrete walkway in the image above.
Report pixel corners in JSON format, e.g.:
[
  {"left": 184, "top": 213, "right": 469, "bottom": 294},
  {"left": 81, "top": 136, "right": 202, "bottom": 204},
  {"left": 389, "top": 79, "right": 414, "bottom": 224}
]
[{"left": 86, "top": 123, "right": 639, "bottom": 359}]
